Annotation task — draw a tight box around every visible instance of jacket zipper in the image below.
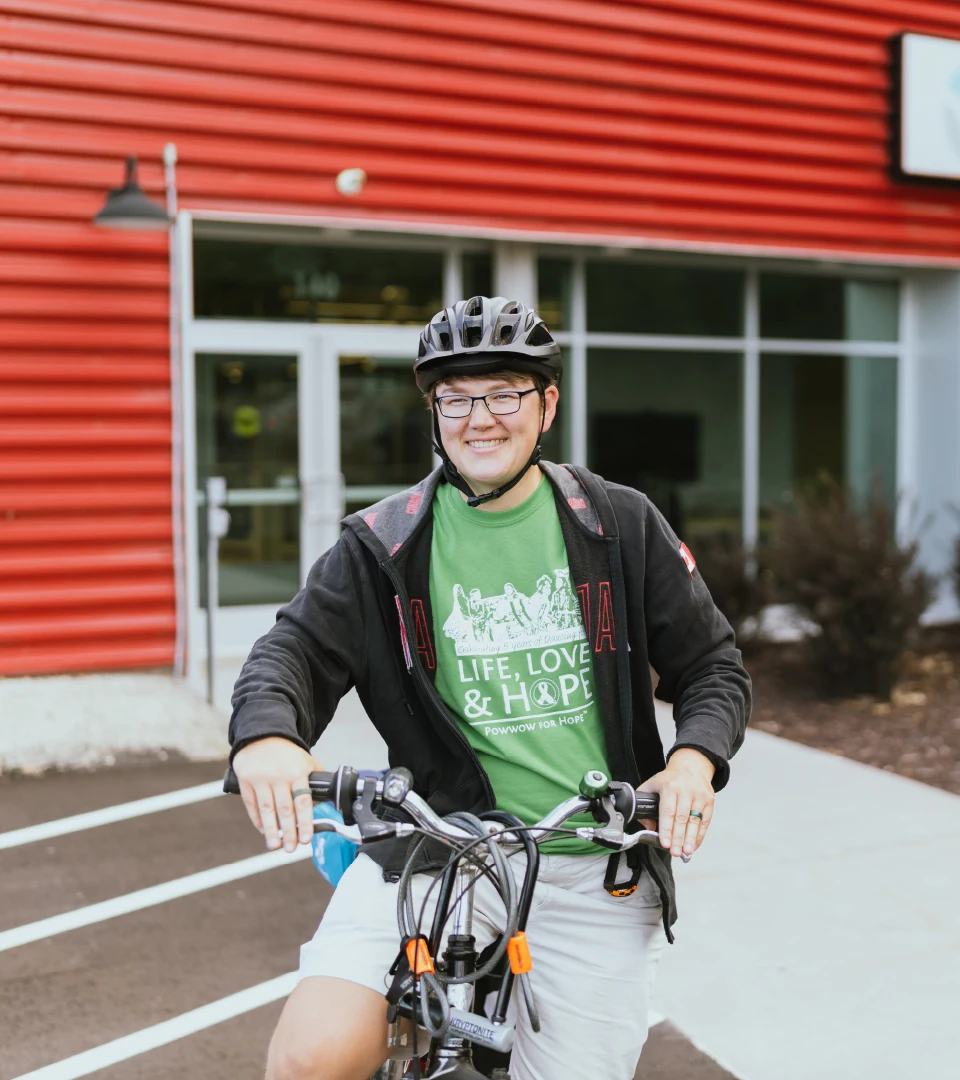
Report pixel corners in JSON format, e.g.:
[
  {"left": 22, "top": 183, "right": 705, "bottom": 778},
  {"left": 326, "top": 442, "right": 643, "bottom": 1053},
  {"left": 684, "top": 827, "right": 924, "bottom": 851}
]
[{"left": 381, "top": 561, "right": 496, "bottom": 809}]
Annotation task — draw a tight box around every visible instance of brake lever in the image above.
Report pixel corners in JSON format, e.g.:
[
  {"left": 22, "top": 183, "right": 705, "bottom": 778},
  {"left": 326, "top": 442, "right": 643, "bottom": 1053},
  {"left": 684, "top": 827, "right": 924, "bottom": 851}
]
[
  {"left": 603, "top": 789, "right": 694, "bottom": 864},
  {"left": 313, "top": 819, "right": 363, "bottom": 843},
  {"left": 313, "top": 777, "right": 417, "bottom": 844},
  {"left": 578, "top": 794, "right": 628, "bottom": 849},
  {"left": 635, "top": 833, "right": 693, "bottom": 864},
  {"left": 576, "top": 804, "right": 694, "bottom": 864}
]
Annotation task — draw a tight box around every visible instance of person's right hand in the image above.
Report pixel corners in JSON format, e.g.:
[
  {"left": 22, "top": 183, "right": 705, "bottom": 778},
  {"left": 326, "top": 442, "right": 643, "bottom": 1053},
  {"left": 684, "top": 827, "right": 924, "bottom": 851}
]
[{"left": 232, "top": 737, "right": 322, "bottom": 853}]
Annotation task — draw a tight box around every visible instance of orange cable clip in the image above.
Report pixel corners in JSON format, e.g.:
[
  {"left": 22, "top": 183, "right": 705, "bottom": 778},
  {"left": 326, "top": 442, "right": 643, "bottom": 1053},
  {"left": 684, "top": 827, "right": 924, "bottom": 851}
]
[
  {"left": 405, "top": 936, "right": 435, "bottom": 976},
  {"left": 610, "top": 884, "right": 638, "bottom": 897},
  {"left": 507, "top": 931, "right": 532, "bottom": 975}
]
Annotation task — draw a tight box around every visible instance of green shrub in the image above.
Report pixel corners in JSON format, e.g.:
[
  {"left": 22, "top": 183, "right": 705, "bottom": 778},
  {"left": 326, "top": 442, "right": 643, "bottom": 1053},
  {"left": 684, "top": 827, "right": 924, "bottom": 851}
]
[
  {"left": 693, "top": 532, "right": 772, "bottom": 639},
  {"left": 770, "top": 480, "right": 934, "bottom": 699}
]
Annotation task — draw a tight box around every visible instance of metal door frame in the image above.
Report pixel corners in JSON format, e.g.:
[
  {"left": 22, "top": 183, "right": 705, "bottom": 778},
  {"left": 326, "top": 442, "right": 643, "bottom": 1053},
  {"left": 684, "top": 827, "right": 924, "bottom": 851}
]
[{"left": 182, "top": 319, "right": 419, "bottom": 678}]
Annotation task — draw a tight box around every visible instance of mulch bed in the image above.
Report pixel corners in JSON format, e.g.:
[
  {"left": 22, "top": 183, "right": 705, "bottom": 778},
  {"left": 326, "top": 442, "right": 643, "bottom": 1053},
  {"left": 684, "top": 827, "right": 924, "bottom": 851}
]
[{"left": 745, "top": 625, "right": 960, "bottom": 796}]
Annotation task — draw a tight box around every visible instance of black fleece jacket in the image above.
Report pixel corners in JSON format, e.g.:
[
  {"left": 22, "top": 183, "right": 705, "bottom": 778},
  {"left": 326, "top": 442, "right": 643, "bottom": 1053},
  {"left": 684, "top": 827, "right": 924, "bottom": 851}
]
[{"left": 229, "top": 463, "right": 751, "bottom": 939}]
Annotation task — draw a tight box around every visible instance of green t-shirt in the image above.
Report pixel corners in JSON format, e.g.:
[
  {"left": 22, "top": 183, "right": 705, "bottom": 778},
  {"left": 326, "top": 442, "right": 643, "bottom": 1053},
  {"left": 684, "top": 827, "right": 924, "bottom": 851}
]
[{"left": 429, "top": 475, "right": 611, "bottom": 854}]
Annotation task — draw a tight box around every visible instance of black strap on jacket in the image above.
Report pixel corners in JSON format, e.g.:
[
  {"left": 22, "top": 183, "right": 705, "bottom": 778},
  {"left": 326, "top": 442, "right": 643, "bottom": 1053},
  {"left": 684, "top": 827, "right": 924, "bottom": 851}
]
[
  {"left": 562, "top": 463, "right": 620, "bottom": 537},
  {"left": 603, "top": 848, "right": 643, "bottom": 898},
  {"left": 565, "top": 463, "right": 640, "bottom": 902}
]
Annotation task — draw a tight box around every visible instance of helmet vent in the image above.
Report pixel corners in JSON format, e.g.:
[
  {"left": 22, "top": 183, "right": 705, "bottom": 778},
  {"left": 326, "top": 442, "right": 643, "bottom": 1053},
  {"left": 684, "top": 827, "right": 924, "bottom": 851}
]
[
  {"left": 498, "top": 323, "right": 514, "bottom": 345},
  {"left": 465, "top": 296, "right": 483, "bottom": 316},
  {"left": 438, "top": 331, "right": 451, "bottom": 351},
  {"left": 525, "top": 322, "right": 555, "bottom": 347}
]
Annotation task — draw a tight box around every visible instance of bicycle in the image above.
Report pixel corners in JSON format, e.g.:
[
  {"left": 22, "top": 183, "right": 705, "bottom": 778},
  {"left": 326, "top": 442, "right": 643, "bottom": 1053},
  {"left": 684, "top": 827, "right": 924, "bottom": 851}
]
[{"left": 224, "top": 764, "right": 678, "bottom": 1079}]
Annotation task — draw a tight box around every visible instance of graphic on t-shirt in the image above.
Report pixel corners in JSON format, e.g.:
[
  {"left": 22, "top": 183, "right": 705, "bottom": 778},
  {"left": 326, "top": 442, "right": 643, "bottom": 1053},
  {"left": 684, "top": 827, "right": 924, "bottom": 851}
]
[{"left": 442, "top": 568, "right": 586, "bottom": 656}]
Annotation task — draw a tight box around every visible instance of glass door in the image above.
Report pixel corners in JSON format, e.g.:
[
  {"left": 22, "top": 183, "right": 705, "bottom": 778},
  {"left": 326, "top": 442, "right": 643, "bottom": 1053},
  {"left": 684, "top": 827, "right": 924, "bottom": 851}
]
[
  {"left": 188, "top": 322, "right": 424, "bottom": 670},
  {"left": 195, "top": 351, "right": 301, "bottom": 608}
]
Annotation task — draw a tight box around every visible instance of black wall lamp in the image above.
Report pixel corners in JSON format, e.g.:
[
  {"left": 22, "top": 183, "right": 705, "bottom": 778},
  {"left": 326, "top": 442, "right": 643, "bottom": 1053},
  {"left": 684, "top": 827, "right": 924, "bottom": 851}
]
[{"left": 93, "top": 154, "right": 170, "bottom": 229}]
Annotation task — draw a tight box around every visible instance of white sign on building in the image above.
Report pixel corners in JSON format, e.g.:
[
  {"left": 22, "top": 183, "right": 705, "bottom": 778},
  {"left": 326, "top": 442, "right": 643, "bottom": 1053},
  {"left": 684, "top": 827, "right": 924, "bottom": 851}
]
[{"left": 900, "top": 32, "right": 960, "bottom": 181}]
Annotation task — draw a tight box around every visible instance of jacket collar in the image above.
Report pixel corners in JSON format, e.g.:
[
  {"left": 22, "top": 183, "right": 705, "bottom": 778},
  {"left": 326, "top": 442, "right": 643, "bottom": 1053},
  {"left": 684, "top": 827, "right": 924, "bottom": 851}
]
[
  {"left": 344, "top": 461, "right": 609, "bottom": 561},
  {"left": 343, "top": 467, "right": 444, "bottom": 561},
  {"left": 539, "top": 461, "right": 605, "bottom": 538}
]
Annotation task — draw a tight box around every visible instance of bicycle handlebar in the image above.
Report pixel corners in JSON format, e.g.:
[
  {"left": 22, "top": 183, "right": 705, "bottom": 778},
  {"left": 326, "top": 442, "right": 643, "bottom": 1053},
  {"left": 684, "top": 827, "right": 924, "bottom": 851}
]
[
  {"left": 223, "top": 764, "right": 666, "bottom": 855},
  {"left": 222, "top": 765, "right": 659, "bottom": 814}
]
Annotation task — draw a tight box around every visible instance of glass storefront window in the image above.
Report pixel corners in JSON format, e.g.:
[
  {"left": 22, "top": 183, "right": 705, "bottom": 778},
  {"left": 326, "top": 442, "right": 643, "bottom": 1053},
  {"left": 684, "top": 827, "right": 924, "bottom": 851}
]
[
  {"left": 759, "top": 275, "right": 899, "bottom": 341},
  {"left": 340, "top": 355, "right": 434, "bottom": 488},
  {"left": 189, "top": 240, "right": 904, "bottom": 590},
  {"left": 462, "top": 251, "right": 493, "bottom": 300},
  {"left": 587, "top": 350, "right": 742, "bottom": 541},
  {"left": 341, "top": 355, "right": 434, "bottom": 518},
  {"left": 586, "top": 263, "right": 744, "bottom": 336},
  {"left": 196, "top": 353, "right": 300, "bottom": 607},
  {"left": 760, "top": 354, "right": 898, "bottom": 526},
  {"left": 538, "top": 258, "right": 573, "bottom": 330},
  {"left": 194, "top": 240, "right": 443, "bottom": 323}
]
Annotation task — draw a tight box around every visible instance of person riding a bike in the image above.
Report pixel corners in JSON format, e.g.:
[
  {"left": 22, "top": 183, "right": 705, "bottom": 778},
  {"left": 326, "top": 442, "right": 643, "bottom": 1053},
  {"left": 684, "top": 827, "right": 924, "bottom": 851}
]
[{"left": 229, "top": 295, "right": 751, "bottom": 1080}]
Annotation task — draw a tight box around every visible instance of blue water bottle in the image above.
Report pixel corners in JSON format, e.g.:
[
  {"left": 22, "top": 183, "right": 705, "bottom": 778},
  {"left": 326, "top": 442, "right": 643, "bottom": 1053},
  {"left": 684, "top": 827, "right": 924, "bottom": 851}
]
[
  {"left": 310, "top": 769, "right": 386, "bottom": 887},
  {"left": 311, "top": 803, "right": 359, "bottom": 888}
]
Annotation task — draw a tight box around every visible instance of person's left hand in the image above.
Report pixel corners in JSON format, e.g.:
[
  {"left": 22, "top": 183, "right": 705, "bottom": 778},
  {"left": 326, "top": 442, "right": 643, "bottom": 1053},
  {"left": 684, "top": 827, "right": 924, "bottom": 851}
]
[{"left": 637, "top": 748, "right": 716, "bottom": 859}]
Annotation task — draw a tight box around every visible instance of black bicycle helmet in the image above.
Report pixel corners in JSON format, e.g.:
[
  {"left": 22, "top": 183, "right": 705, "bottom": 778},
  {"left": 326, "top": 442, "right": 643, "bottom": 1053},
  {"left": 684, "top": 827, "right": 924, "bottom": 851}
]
[
  {"left": 415, "top": 296, "right": 562, "bottom": 508},
  {"left": 414, "top": 295, "right": 562, "bottom": 393}
]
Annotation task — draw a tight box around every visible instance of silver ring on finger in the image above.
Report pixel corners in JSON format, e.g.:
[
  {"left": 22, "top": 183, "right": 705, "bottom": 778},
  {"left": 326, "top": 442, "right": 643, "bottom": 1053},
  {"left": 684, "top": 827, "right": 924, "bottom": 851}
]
[
  {"left": 291, "top": 788, "right": 312, "bottom": 800},
  {"left": 689, "top": 810, "right": 704, "bottom": 821}
]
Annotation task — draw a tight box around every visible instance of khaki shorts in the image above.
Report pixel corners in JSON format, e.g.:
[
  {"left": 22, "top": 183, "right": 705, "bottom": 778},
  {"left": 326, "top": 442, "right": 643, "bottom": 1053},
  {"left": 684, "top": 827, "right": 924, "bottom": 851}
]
[{"left": 299, "top": 851, "right": 666, "bottom": 1080}]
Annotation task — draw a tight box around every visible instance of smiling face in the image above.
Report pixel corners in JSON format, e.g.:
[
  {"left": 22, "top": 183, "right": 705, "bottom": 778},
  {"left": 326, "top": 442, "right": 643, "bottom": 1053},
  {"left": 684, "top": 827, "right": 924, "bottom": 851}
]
[{"left": 432, "top": 373, "right": 559, "bottom": 498}]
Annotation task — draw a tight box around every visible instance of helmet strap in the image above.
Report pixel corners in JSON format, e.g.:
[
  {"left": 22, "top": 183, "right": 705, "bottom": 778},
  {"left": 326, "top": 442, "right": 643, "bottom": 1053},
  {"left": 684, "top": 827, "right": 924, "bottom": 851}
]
[{"left": 431, "top": 395, "right": 546, "bottom": 509}]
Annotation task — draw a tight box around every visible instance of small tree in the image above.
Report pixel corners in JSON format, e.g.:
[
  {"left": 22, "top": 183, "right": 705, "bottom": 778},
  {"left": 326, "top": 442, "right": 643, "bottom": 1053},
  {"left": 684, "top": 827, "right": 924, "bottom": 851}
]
[{"left": 770, "top": 480, "right": 933, "bottom": 699}]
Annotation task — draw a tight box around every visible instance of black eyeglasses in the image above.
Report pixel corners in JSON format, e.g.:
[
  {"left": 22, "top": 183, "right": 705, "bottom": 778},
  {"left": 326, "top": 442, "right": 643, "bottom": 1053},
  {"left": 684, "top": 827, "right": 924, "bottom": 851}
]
[{"left": 435, "top": 388, "right": 538, "bottom": 419}]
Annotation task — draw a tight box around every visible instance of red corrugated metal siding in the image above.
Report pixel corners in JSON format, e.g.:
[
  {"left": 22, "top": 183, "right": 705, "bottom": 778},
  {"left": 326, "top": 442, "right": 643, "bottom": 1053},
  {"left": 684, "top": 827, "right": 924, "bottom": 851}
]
[
  {"left": 3, "top": 1, "right": 960, "bottom": 254},
  {"left": 0, "top": 221, "right": 173, "bottom": 675},
  {"left": 3, "top": 0, "right": 960, "bottom": 675}
]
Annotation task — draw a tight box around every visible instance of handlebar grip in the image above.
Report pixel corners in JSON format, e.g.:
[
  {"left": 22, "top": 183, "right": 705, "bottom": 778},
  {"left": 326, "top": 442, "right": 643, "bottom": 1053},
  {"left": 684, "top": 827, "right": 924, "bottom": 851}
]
[
  {"left": 307, "top": 771, "right": 336, "bottom": 801},
  {"left": 635, "top": 792, "right": 659, "bottom": 820},
  {"left": 222, "top": 768, "right": 336, "bottom": 800}
]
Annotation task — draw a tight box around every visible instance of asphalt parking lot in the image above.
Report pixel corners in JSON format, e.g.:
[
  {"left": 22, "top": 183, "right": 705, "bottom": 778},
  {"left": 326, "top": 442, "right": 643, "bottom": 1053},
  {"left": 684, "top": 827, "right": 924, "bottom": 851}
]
[{"left": 0, "top": 759, "right": 737, "bottom": 1080}]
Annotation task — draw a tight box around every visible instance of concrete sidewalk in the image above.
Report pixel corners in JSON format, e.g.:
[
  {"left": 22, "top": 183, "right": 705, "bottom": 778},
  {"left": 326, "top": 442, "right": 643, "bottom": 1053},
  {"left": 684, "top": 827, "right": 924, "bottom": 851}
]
[
  {"left": 0, "top": 664, "right": 381, "bottom": 775},
  {"left": 651, "top": 704, "right": 960, "bottom": 1080},
  {"left": 0, "top": 673, "right": 229, "bottom": 773}
]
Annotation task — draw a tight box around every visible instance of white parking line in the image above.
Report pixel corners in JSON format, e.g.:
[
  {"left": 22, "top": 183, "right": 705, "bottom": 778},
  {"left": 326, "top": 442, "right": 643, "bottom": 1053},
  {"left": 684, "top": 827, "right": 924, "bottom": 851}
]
[
  {"left": 0, "top": 846, "right": 312, "bottom": 952},
  {"left": 0, "top": 781, "right": 225, "bottom": 851},
  {"left": 9, "top": 971, "right": 298, "bottom": 1080}
]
